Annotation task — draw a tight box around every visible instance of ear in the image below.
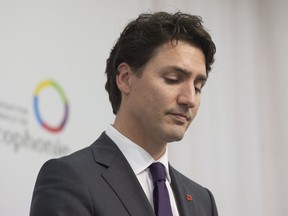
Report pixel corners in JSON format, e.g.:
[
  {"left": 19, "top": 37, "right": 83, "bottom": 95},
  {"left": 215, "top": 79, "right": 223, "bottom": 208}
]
[{"left": 116, "top": 62, "right": 133, "bottom": 95}]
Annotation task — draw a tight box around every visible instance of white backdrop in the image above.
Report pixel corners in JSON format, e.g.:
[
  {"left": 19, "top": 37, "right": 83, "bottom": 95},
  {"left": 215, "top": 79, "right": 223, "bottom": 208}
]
[{"left": 0, "top": 0, "right": 287, "bottom": 215}]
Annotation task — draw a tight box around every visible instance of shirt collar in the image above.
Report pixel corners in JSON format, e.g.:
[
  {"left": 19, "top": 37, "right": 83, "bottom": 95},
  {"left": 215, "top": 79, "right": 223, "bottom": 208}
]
[{"left": 105, "top": 125, "right": 171, "bottom": 183}]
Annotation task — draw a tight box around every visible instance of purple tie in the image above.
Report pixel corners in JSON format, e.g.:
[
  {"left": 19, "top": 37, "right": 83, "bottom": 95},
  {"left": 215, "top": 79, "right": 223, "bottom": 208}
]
[{"left": 149, "top": 162, "right": 173, "bottom": 216}]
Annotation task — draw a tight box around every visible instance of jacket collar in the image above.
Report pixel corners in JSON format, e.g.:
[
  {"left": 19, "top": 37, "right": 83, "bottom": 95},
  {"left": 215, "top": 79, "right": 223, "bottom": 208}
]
[
  {"left": 169, "top": 165, "right": 197, "bottom": 216},
  {"left": 91, "top": 132, "right": 155, "bottom": 216}
]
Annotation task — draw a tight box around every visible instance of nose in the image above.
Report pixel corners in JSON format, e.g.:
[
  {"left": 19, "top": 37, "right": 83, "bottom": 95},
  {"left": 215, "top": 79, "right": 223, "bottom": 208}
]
[{"left": 177, "top": 83, "right": 198, "bottom": 108}]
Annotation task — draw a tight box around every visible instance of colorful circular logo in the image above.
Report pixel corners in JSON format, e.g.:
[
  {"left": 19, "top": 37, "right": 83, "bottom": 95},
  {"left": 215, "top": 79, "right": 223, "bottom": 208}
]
[{"left": 33, "top": 80, "right": 69, "bottom": 133}]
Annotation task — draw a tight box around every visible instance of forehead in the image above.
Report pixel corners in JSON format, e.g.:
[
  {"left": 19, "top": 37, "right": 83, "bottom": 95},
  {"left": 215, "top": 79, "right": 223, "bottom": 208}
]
[{"left": 146, "top": 40, "right": 206, "bottom": 75}]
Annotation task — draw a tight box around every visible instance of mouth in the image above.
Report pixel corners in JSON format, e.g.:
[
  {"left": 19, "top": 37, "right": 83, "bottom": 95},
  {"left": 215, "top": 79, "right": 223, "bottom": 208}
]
[{"left": 169, "top": 113, "right": 190, "bottom": 123}]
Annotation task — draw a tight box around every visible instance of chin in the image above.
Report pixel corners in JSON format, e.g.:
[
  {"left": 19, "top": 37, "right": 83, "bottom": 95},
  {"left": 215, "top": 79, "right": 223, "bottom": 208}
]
[
  {"left": 157, "top": 124, "right": 188, "bottom": 142},
  {"left": 164, "top": 130, "right": 186, "bottom": 142}
]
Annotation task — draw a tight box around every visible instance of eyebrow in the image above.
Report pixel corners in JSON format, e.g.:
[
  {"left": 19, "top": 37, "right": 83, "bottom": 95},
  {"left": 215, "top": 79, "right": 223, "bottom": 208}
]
[{"left": 167, "top": 65, "right": 208, "bottom": 82}]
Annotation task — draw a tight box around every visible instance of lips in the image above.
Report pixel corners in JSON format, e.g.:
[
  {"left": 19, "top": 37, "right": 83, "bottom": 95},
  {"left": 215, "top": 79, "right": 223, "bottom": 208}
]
[{"left": 169, "top": 112, "right": 190, "bottom": 123}]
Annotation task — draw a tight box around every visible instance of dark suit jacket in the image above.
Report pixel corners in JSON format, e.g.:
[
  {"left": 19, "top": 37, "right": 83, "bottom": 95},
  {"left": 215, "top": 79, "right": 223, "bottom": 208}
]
[{"left": 30, "top": 132, "right": 218, "bottom": 216}]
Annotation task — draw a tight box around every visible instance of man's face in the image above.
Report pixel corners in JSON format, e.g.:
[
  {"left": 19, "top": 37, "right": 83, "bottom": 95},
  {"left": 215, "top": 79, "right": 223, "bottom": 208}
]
[{"left": 123, "top": 40, "right": 207, "bottom": 145}]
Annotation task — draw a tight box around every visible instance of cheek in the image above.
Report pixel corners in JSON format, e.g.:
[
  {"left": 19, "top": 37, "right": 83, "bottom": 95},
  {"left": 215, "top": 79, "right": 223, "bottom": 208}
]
[
  {"left": 151, "top": 87, "right": 174, "bottom": 108},
  {"left": 192, "top": 99, "right": 201, "bottom": 115},
  {"left": 134, "top": 78, "right": 176, "bottom": 111}
]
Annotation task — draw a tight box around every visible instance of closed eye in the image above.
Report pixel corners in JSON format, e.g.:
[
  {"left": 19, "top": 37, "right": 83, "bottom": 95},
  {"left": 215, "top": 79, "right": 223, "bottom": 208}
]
[
  {"left": 164, "top": 77, "right": 180, "bottom": 84},
  {"left": 195, "top": 81, "right": 206, "bottom": 94},
  {"left": 195, "top": 87, "right": 202, "bottom": 94}
]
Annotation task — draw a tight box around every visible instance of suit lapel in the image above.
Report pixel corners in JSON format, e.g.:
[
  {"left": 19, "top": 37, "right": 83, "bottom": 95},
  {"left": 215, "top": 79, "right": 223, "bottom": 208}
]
[
  {"left": 170, "top": 166, "right": 197, "bottom": 216},
  {"left": 91, "top": 133, "right": 155, "bottom": 216}
]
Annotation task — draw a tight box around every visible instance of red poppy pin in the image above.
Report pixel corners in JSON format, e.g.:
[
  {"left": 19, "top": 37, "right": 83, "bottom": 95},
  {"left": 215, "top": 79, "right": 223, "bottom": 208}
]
[{"left": 186, "top": 194, "right": 193, "bottom": 201}]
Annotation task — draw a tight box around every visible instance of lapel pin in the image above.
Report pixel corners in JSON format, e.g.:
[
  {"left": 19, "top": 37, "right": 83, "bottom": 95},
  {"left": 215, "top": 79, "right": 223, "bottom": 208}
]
[{"left": 186, "top": 194, "right": 193, "bottom": 201}]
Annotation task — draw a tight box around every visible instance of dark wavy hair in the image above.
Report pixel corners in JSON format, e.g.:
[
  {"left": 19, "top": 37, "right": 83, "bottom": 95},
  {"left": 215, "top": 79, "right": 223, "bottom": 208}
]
[{"left": 105, "top": 11, "right": 216, "bottom": 114}]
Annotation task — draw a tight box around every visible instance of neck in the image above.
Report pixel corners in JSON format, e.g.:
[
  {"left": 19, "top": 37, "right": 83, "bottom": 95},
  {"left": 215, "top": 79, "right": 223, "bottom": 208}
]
[{"left": 113, "top": 114, "right": 167, "bottom": 160}]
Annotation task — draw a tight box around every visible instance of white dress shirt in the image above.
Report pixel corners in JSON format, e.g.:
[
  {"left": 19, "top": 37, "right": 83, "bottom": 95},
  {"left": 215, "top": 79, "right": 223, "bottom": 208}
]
[{"left": 106, "top": 125, "right": 179, "bottom": 216}]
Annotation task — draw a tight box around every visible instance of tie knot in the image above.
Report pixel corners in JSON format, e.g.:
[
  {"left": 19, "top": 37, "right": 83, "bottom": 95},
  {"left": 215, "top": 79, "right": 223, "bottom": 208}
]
[{"left": 149, "top": 162, "right": 166, "bottom": 183}]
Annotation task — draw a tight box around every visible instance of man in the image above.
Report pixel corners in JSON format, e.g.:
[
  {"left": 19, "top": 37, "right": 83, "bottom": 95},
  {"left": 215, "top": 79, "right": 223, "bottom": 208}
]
[{"left": 30, "top": 11, "right": 217, "bottom": 216}]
